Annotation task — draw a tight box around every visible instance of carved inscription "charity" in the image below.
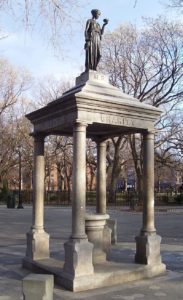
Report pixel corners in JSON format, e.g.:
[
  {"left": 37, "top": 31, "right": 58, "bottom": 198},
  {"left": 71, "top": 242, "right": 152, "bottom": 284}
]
[{"left": 101, "top": 115, "right": 134, "bottom": 127}]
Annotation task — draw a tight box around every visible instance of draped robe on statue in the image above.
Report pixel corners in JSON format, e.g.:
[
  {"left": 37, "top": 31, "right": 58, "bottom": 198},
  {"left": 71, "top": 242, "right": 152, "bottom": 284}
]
[{"left": 85, "top": 19, "right": 102, "bottom": 71}]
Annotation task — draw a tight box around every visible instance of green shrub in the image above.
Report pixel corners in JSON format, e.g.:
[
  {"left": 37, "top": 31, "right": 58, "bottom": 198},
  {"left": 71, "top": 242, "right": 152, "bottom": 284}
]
[
  {"left": 0, "top": 186, "right": 9, "bottom": 203},
  {"left": 175, "top": 194, "right": 183, "bottom": 205}
]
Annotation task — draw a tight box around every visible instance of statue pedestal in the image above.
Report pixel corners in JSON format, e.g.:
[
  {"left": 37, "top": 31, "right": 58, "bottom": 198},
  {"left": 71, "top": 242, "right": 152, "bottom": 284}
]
[{"left": 76, "top": 70, "right": 109, "bottom": 85}]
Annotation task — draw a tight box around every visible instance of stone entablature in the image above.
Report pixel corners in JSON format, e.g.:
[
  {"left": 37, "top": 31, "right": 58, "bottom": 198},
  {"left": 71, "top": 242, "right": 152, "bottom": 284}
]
[{"left": 26, "top": 70, "right": 162, "bottom": 136}]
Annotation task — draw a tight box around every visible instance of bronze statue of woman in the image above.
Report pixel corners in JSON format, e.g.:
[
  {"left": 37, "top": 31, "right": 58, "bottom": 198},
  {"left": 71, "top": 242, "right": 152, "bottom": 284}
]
[{"left": 84, "top": 9, "right": 108, "bottom": 71}]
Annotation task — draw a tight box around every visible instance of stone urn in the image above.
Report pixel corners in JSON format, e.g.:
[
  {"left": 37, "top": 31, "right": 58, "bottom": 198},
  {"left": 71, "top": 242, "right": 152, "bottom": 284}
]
[{"left": 85, "top": 213, "right": 110, "bottom": 264}]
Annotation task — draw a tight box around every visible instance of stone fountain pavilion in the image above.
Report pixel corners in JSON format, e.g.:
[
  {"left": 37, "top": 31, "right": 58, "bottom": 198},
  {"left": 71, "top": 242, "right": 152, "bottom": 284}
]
[{"left": 23, "top": 70, "right": 166, "bottom": 291}]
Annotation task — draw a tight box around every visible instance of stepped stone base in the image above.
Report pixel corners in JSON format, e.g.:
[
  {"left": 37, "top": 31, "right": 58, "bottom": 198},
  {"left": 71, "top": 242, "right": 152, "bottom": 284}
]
[{"left": 23, "top": 256, "right": 166, "bottom": 292}]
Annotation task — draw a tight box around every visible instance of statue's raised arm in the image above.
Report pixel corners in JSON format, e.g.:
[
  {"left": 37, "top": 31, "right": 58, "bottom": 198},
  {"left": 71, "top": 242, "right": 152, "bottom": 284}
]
[{"left": 84, "top": 9, "right": 109, "bottom": 72}]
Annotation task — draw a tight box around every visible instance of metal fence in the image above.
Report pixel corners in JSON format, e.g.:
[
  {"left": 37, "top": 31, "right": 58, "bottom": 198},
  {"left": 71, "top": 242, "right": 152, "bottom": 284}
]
[{"left": 1, "top": 189, "right": 182, "bottom": 207}]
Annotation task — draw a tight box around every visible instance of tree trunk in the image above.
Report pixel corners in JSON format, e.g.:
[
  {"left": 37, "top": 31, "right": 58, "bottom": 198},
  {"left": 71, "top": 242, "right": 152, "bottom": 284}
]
[
  {"left": 136, "top": 168, "right": 143, "bottom": 205},
  {"left": 108, "top": 146, "right": 121, "bottom": 203},
  {"left": 108, "top": 175, "right": 117, "bottom": 203}
]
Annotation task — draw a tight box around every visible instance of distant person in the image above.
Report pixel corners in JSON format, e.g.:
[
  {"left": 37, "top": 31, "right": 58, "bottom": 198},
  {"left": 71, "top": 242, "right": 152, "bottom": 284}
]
[{"left": 84, "top": 9, "right": 108, "bottom": 71}]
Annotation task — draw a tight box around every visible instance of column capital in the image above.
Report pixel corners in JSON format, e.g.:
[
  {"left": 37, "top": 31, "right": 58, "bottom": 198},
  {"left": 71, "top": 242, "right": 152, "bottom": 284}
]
[
  {"left": 74, "top": 120, "right": 88, "bottom": 127},
  {"left": 73, "top": 122, "right": 88, "bottom": 134},
  {"left": 143, "top": 131, "right": 155, "bottom": 140},
  {"left": 92, "top": 137, "right": 108, "bottom": 144},
  {"left": 144, "top": 129, "right": 156, "bottom": 135}
]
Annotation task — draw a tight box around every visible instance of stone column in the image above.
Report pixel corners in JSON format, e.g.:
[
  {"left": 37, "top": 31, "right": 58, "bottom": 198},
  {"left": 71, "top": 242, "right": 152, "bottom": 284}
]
[
  {"left": 96, "top": 140, "right": 107, "bottom": 214},
  {"left": 142, "top": 131, "right": 156, "bottom": 234},
  {"left": 63, "top": 122, "right": 94, "bottom": 282},
  {"left": 135, "top": 131, "right": 162, "bottom": 265},
  {"left": 71, "top": 122, "right": 88, "bottom": 239},
  {"left": 25, "top": 134, "right": 49, "bottom": 261}
]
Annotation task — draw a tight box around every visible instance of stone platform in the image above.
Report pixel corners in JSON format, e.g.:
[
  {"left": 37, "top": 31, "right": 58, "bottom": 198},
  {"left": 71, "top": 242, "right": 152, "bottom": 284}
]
[{"left": 23, "top": 256, "right": 166, "bottom": 292}]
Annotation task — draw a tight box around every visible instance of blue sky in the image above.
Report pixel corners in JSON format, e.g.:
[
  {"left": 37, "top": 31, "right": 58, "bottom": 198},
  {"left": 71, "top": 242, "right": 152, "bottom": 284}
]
[{"left": 0, "top": 0, "right": 178, "bottom": 82}]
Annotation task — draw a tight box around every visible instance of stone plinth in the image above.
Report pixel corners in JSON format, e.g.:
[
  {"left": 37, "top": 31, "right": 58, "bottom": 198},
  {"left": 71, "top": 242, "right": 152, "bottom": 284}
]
[
  {"left": 26, "top": 230, "right": 49, "bottom": 260},
  {"left": 135, "top": 233, "right": 162, "bottom": 265},
  {"left": 22, "top": 274, "right": 54, "bottom": 300},
  {"left": 85, "top": 213, "right": 109, "bottom": 263},
  {"left": 76, "top": 70, "right": 109, "bottom": 85},
  {"left": 63, "top": 238, "right": 94, "bottom": 279}
]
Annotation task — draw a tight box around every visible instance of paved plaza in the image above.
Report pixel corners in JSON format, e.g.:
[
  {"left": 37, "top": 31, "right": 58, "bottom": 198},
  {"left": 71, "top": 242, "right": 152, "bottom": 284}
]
[{"left": 0, "top": 206, "right": 183, "bottom": 299}]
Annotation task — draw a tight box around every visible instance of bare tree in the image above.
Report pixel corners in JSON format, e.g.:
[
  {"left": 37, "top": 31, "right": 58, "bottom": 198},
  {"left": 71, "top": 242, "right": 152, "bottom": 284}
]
[
  {"left": 32, "top": 77, "right": 72, "bottom": 109},
  {"left": 46, "top": 135, "right": 73, "bottom": 196},
  {"left": 0, "top": 112, "right": 33, "bottom": 189},
  {"left": 168, "top": 0, "right": 183, "bottom": 8},
  {"left": 0, "top": 117, "right": 17, "bottom": 185},
  {"left": 100, "top": 17, "right": 183, "bottom": 203},
  {"left": 0, "top": 58, "right": 31, "bottom": 116},
  {"left": 106, "top": 136, "right": 129, "bottom": 203},
  {"left": 0, "top": 59, "right": 32, "bottom": 188},
  {"left": 86, "top": 139, "right": 97, "bottom": 191},
  {"left": 0, "top": 0, "right": 83, "bottom": 51}
]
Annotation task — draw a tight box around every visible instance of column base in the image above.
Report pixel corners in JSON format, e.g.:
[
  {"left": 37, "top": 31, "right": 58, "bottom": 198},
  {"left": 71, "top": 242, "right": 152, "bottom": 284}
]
[
  {"left": 63, "top": 238, "right": 94, "bottom": 279},
  {"left": 25, "top": 229, "right": 50, "bottom": 260},
  {"left": 135, "top": 233, "right": 162, "bottom": 265}
]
